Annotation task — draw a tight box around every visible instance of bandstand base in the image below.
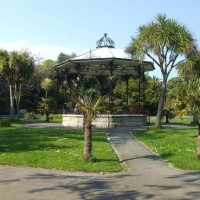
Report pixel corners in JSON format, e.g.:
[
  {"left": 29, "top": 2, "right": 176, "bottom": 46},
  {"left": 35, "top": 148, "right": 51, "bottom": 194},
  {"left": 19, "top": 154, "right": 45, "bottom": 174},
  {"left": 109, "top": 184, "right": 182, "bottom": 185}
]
[{"left": 62, "top": 114, "right": 147, "bottom": 128}]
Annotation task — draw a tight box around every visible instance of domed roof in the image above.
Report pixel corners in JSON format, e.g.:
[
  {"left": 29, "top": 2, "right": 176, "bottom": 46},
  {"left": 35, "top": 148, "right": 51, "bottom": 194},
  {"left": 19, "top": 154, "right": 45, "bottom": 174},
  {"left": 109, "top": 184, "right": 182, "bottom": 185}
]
[{"left": 54, "top": 33, "right": 154, "bottom": 76}]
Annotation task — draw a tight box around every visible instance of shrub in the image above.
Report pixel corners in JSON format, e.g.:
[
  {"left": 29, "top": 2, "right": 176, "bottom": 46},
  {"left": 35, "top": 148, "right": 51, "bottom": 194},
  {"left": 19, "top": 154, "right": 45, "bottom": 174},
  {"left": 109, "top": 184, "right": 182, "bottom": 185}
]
[
  {"left": 24, "top": 112, "right": 37, "bottom": 120},
  {"left": 0, "top": 118, "right": 11, "bottom": 126},
  {"left": 51, "top": 114, "right": 62, "bottom": 119},
  {"left": 19, "top": 109, "right": 28, "bottom": 118}
]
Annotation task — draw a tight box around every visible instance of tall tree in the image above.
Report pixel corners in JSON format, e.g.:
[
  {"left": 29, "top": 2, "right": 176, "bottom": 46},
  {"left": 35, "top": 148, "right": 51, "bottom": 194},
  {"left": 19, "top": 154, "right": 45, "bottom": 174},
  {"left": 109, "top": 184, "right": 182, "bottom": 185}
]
[
  {"left": 41, "top": 78, "right": 52, "bottom": 98},
  {"left": 57, "top": 52, "right": 76, "bottom": 63},
  {"left": 14, "top": 51, "right": 36, "bottom": 116},
  {"left": 0, "top": 50, "right": 10, "bottom": 114},
  {"left": 0, "top": 50, "right": 36, "bottom": 117},
  {"left": 39, "top": 59, "right": 56, "bottom": 79},
  {"left": 130, "top": 14, "right": 197, "bottom": 127}
]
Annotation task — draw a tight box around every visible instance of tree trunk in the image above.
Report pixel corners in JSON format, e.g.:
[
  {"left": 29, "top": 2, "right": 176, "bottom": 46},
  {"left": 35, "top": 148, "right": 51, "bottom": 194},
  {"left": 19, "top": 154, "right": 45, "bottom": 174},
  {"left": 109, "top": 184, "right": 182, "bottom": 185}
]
[
  {"left": 45, "top": 111, "right": 50, "bottom": 122},
  {"left": 165, "top": 114, "right": 170, "bottom": 124},
  {"left": 155, "top": 77, "right": 167, "bottom": 127},
  {"left": 9, "top": 84, "right": 14, "bottom": 117},
  {"left": 15, "top": 83, "right": 22, "bottom": 118},
  {"left": 83, "top": 118, "right": 92, "bottom": 160},
  {"left": 197, "top": 122, "right": 200, "bottom": 159}
]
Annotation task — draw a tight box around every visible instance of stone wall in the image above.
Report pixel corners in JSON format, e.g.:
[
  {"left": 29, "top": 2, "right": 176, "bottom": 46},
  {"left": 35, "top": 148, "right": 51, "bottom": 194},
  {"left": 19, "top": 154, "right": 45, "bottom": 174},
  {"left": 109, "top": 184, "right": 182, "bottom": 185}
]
[{"left": 62, "top": 114, "right": 147, "bottom": 128}]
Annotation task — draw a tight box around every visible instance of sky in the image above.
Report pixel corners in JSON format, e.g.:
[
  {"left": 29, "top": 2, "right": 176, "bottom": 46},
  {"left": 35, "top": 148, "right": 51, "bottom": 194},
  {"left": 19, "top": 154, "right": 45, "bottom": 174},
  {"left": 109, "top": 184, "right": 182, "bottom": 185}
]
[{"left": 0, "top": 0, "right": 200, "bottom": 79}]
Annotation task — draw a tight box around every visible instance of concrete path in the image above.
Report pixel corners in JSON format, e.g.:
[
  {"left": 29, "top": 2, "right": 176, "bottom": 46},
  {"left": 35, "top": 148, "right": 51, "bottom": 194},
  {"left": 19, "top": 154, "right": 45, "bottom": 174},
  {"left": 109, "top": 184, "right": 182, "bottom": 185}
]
[{"left": 0, "top": 124, "right": 200, "bottom": 199}]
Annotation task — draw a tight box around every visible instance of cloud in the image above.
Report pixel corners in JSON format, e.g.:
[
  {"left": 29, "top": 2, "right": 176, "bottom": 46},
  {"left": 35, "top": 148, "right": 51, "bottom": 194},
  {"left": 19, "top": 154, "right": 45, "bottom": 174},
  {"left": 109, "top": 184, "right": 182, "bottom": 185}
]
[{"left": 0, "top": 40, "right": 82, "bottom": 61}]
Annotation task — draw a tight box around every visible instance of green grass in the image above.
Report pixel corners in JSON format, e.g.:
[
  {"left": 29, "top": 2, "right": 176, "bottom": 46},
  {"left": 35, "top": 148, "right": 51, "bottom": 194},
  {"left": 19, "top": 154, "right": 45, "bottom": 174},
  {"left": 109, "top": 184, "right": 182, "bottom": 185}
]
[
  {"left": 0, "top": 126, "right": 123, "bottom": 173},
  {"left": 149, "top": 116, "right": 193, "bottom": 125},
  {"left": 134, "top": 127, "right": 200, "bottom": 170}
]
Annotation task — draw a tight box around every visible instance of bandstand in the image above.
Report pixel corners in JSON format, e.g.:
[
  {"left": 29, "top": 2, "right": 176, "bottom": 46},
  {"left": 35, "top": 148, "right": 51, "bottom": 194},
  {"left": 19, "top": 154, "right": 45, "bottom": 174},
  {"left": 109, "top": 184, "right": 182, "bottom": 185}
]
[{"left": 54, "top": 34, "right": 154, "bottom": 127}]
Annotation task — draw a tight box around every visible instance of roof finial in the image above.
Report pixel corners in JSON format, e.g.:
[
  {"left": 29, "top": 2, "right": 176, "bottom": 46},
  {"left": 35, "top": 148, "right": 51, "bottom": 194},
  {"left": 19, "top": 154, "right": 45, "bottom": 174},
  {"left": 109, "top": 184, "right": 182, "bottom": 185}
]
[{"left": 96, "top": 33, "right": 115, "bottom": 48}]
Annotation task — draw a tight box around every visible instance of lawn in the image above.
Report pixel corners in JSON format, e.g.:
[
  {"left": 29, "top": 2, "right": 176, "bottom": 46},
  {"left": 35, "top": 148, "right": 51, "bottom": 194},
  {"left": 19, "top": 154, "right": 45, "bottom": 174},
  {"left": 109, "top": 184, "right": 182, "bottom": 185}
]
[
  {"left": 0, "top": 126, "right": 123, "bottom": 173},
  {"left": 133, "top": 127, "right": 200, "bottom": 170},
  {"left": 149, "top": 116, "right": 194, "bottom": 125}
]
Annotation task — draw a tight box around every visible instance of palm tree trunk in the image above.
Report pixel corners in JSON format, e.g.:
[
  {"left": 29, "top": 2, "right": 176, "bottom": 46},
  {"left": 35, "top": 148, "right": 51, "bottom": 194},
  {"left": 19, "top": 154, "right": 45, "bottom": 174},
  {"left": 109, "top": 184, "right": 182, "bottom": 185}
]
[
  {"left": 83, "top": 118, "right": 92, "bottom": 160},
  {"left": 165, "top": 114, "right": 170, "bottom": 124},
  {"left": 155, "top": 77, "right": 167, "bottom": 127},
  {"left": 9, "top": 84, "right": 14, "bottom": 117},
  {"left": 197, "top": 122, "right": 200, "bottom": 159}
]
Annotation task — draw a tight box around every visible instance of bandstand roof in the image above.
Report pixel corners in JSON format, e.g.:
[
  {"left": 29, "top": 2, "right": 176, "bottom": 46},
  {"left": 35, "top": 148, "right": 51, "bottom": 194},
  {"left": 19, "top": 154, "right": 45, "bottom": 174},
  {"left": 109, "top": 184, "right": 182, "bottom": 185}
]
[{"left": 54, "top": 34, "right": 154, "bottom": 76}]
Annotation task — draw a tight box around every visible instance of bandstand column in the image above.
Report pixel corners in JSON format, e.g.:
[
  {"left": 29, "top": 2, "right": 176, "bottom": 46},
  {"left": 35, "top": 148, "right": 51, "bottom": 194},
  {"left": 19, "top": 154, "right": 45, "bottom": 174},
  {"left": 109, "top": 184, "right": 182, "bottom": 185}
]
[
  {"left": 125, "top": 75, "right": 130, "bottom": 114},
  {"left": 109, "top": 61, "right": 114, "bottom": 109}
]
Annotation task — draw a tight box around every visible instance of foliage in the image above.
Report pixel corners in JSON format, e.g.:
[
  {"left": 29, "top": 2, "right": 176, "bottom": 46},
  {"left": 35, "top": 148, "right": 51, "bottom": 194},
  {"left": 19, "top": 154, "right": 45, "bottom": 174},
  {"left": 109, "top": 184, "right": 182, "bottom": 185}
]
[
  {"left": 0, "top": 118, "right": 11, "bottom": 126},
  {"left": 166, "top": 77, "right": 186, "bottom": 118},
  {"left": 114, "top": 76, "right": 139, "bottom": 107},
  {"left": 78, "top": 95, "right": 109, "bottom": 121},
  {"left": 177, "top": 54, "right": 200, "bottom": 157},
  {"left": 57, "top": 52, "right": 76, "bottom": 63},
  {"left": 130, "top": 13, "right": 197, "bottom": 127},
  {"left": 0, "top": 50, "right": 9, "bottom": 72},
  {"left": 113, "top": 75, "right": 161, "bottom": 115},
  {"left": 162, "top": 107, "right": 175, "bottom": 123},
  {"left": 0, "top": 49, "right": 37, "bottom": 117},
  {"left": 39, "top": 59, "right": 56, "bottom": 79},
  {"left": 177, "top": 55, "right": 200, "bottom": 122},
  {"left": 37, "top": 97, "right": 57, "bottom": 122},
  {"left": 0, "top": 51, "right": 79, "bottom": 116},
  {"left": 23, "top": 112, "right": 38, "bottom": 120},
  {"left": 134, "top": 128, "right": 200, "bottom": 170},
  {"left": 41, "top": 77, "right": 52, "bottom": 98},
  {"left": 0, "top": 127, "right": 122, "bottom": 172}
]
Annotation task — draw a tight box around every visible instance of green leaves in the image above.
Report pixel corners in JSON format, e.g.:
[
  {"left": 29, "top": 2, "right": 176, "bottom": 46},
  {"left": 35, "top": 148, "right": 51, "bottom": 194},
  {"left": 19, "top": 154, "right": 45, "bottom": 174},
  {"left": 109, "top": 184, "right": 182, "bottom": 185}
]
[
  {"left": 78, "top": 95, "right": 109, "bottom": 121},
  {"left": 0, "top": 49, "right": 9, "bottom": 73},
  {"left": 130, "top": 13, "right": 197, "bottom": 68}
]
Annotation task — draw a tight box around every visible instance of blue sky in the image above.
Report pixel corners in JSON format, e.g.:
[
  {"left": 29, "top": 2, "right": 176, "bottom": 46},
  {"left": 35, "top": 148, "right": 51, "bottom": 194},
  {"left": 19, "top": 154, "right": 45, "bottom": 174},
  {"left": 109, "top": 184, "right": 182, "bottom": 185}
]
[{"left": 0, "top": 0, "right": 199, "bottom": 78}]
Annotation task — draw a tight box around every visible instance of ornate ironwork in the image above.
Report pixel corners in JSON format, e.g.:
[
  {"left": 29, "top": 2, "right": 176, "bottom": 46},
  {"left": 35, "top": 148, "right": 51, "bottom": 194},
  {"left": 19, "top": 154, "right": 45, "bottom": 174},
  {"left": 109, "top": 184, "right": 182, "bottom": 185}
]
[{"left": 96, "top": 33, "right": 115, "bottom": 48}]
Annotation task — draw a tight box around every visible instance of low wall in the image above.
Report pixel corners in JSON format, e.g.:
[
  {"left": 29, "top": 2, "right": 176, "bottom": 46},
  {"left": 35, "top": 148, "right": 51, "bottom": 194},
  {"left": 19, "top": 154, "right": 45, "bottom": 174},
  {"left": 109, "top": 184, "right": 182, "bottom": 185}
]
[{"left": 62, "top": 114, "right": 147, "bottom": 128}]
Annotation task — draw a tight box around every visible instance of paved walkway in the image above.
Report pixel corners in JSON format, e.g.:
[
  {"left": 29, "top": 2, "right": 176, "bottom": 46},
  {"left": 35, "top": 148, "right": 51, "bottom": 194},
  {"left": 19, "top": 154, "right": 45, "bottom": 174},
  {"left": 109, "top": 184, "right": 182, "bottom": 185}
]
[{"left": 0, "top": 124, "right": 200, "bottom": 199}]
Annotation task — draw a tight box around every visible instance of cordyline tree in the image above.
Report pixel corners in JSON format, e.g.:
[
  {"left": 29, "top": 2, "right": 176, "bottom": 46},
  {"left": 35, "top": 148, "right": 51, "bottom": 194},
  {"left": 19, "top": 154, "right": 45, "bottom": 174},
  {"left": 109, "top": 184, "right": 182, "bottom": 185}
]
[
  {"left": 130, "top": 14, "right": 197, "bottom": 127},
  {"left": 38, "top": 77, "right": 56, "bottom": 122},
  {"left": 0, "top": 49, "right": 36, "bottom": 117},
  {"left": 78, "top": 95, "right": 108, "bottom": 160},
  {"left": 41, "top": 77, "right": 52, "bottom": 98}
]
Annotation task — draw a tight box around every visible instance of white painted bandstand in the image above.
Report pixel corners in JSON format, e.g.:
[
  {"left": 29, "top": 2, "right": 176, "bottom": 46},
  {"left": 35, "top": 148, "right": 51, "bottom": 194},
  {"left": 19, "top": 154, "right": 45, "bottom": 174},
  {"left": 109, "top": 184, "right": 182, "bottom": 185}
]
[{"left": 54, "top": 34, "right": 155, "bottom": 128}]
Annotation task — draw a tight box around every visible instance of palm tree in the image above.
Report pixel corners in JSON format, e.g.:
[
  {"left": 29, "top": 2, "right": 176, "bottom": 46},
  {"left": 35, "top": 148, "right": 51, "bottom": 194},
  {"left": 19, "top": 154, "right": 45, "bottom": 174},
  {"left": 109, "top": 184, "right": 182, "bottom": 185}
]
[
  {"left": 78, "top": 95, "right": 108, "bottom": 160},
  {"left": 0, "top": 50, "right": 35, "bottom": 117},
  {"left": 41, "top": 78, "right": 52, "bottom": 98},
  {"left": 37, "top": 97, "right": 57, "bottom": 122},
  {"left": 130, "top": 14, "right": 197, "bottom": 127}
]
